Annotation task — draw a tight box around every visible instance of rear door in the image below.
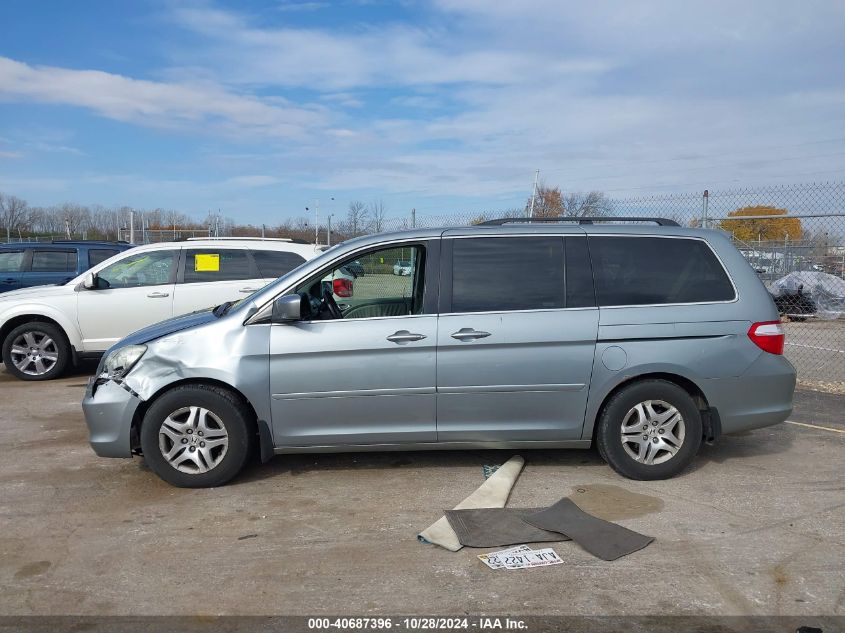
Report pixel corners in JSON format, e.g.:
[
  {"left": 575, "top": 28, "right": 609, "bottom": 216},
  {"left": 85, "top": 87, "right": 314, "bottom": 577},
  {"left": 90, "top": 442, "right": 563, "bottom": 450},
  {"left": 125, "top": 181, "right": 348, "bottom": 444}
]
[
  {"left": 436, "top": 233, "right": 598, "bottom": 442},
  {"left": 20, "top": 249, "right": 78, "bottom": 288},
  {"left": 172, "top": 248, "right": 265, "bottom": 316},
  {"left": 0, "top": 249, "right": 25, "bottom": 292}
]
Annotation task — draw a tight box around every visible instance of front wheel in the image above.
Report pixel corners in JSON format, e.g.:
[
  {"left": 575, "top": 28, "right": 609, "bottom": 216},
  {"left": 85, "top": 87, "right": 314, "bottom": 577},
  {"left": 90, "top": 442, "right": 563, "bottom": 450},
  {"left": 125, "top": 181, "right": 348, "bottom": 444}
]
[
  {"left": 140, "top": 384, "right": 255, "bottom": 487},
  {"left": 1, "top": 321, "right": 70, "bottom": 381},
  {"left": 596, "top": 379, "right": 702, "bottom": 480}
]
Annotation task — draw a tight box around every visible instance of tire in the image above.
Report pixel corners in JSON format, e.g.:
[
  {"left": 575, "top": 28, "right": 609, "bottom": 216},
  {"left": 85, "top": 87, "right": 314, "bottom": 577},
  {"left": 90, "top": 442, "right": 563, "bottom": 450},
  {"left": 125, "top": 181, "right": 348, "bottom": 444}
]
[
  {"left": 596, "top": 379, "right": 702, "bottom": 480},
  {"left": 2, "top": 321, "right": 70, "bottom": 381},
  {"left": 140, "top": 384, "right": 255, "bottom": 488}
]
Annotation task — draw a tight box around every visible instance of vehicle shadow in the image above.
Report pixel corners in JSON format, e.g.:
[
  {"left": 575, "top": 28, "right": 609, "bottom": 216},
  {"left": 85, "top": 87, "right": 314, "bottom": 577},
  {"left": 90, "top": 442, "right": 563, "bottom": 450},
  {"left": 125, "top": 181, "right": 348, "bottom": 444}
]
[
  {"left": 234, "top": 446, "right": 608, "bottom": 485},
  {"left": 235, "top": 424, "right": 797, "bottom": 484}
]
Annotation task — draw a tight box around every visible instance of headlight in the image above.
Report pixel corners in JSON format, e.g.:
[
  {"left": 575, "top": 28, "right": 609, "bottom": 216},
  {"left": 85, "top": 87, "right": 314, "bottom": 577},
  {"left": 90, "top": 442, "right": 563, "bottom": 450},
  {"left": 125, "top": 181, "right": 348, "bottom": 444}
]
[{"left": 101, "top": 345, "right": 147, "bottom": 380}]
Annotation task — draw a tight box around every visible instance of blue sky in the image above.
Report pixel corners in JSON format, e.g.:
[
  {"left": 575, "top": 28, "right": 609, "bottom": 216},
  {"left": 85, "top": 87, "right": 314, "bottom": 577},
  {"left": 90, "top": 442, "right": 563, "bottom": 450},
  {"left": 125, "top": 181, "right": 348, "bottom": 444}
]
[{"left": 1, "top": 0, "right": 845, "bottom": 225}]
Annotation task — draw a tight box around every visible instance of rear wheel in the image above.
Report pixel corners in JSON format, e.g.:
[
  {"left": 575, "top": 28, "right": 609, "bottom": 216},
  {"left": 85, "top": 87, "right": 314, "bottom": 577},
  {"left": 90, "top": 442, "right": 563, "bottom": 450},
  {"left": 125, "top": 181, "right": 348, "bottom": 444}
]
[
  {"left": 596, "top": 379, "right": 702, "bottom": 480},
  {"left": 140, "top": 384, "right": 255, "bottom": 488},
  {"left": 1, "top": 322, "right": 70, "bottom": 381}
]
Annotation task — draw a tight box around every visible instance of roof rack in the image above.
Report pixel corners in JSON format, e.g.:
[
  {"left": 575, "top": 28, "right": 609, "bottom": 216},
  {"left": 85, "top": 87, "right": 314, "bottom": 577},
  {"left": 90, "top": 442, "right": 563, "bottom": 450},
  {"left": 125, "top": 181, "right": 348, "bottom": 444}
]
[
  {"left": 186, "top": 237, "right": 294, "bottom": 242},
  {"left": 478, "top": 216, "right": 680, "bottom": 227},
  {"left": 50, "top": 239, "right": 130, "bottom": 245}
]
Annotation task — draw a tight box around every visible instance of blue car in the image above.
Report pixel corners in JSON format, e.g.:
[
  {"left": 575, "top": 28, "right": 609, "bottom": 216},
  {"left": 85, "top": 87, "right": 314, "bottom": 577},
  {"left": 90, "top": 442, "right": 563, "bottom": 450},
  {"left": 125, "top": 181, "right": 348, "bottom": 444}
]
[{"left": 0, "top": 241, "right": 133, "bottom": 293}]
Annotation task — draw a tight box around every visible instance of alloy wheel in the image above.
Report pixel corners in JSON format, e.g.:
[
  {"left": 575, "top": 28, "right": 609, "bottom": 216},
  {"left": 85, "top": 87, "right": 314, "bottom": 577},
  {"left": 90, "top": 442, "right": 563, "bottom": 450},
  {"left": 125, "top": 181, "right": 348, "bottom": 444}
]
[{"left": 9, "top": 331, "right": 60, "bottom": 376}]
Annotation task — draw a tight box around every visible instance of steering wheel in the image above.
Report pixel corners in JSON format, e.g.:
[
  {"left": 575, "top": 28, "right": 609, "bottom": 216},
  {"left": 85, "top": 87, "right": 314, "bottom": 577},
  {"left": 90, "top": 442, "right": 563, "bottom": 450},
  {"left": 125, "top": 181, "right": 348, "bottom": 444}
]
[{"left": 322, "top": 286, "right": 343, "bottom": 319}]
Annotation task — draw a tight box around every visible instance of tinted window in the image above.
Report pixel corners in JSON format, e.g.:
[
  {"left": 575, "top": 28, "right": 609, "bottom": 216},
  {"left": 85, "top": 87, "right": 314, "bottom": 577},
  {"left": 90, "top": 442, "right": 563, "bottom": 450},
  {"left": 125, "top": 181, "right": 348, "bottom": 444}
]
[
  {"left": 590, "top": 236, "right": 735, "bottom": 306},
  {"left": 0, "top": 251, "right": 24, "bottom": 273},
  {"left": 31, "top": 250, "right": 77, "bottom": 272},
  {"left": 452, "top": 237, "right": 565, "bottom": 313},
  {"left": 184, "top": 249, "right": 252, "bottom": 283},
  {"left": 565, "top": 237, "right": 595, "bottom": 308},
  {"left": 252, "top": 250, "right": 306, "bottom": 278},
  {"left": 89, "top": 249, "right": 119, "bottom": 267},
  {"left": 98, "top": 250, "right": 176, "bottom": 288}
]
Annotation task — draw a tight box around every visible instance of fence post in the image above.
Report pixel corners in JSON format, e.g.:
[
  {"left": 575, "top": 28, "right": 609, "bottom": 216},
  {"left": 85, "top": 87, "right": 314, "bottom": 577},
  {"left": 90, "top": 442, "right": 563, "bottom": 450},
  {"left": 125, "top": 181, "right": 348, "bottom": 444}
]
[{"left": 701, "top": 189, "right": 709, "bottom": 228}]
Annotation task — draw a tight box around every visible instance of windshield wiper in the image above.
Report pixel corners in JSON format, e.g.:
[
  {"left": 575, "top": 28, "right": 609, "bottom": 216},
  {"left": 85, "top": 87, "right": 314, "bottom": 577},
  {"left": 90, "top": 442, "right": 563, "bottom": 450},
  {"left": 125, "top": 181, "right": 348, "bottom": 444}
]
[{"left": 213, "top": 301, "right": 234, "bottom": 317}]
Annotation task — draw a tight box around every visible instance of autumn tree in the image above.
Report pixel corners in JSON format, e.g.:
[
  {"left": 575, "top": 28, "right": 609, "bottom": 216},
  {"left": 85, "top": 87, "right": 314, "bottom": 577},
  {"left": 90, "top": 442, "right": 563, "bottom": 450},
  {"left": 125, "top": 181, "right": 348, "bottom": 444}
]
[
  {"left": 525, "top": 185, "right": 563, "bottom": 217},
  {"left": 525, "top": 186, "right": 610, "bottom": 218},
  {"left": 719, "top": 206, "right": 802, "bottom": 243}
]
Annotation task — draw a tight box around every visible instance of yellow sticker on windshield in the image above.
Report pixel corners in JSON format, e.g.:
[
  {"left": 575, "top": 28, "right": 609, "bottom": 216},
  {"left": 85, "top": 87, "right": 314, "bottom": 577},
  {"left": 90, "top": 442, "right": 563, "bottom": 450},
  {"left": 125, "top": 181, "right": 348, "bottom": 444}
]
[{"left": 195, "top": 253, "right": 220, "bottom": 272}]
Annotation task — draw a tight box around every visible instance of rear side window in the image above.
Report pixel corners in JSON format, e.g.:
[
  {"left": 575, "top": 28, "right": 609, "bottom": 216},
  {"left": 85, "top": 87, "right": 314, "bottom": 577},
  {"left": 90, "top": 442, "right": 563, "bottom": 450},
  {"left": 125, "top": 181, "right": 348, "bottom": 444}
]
[
  {"left": 183, "top": 249, "right": 252, "bottom": 283},
  {"left": 31, "top": 250, "right": 77, "bottom": 272},
  {"left": 88, "top": 249, "right": 119, "bottom": 267},
  {"left": 252, "top": 250, "right": 307, "bottom": 278},
  {"left": 451, "top": 237, "right": 565, "bottom": 313},
  {"left": 589, "top": 236, "right": 735, "bottom": 306},
  {"left": 0, "top": 250, "right": 25, "bottom": 272}
]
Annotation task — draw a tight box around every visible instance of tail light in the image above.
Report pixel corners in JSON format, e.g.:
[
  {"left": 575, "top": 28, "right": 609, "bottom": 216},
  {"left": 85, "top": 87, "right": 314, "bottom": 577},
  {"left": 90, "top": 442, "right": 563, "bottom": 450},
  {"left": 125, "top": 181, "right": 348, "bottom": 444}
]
[
  {"left": 747, "top": 321, "right": 785, "bottom": 355},
  {"left": 333, "top": 278, "right": 353, "bottom": 298}
]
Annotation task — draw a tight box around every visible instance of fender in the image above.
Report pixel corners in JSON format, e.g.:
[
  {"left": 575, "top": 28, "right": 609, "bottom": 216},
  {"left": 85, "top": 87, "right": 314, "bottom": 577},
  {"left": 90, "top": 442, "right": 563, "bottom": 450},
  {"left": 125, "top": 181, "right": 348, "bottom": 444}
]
[{"left": 0, "top": 299, "right": 84, "bottom": 352}]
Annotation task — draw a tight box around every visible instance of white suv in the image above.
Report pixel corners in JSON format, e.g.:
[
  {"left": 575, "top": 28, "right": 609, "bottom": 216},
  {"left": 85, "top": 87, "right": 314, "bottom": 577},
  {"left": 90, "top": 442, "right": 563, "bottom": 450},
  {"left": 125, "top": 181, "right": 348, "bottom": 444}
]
[{"left": 0, "top": 238, "right": 320, "bottom": 381}]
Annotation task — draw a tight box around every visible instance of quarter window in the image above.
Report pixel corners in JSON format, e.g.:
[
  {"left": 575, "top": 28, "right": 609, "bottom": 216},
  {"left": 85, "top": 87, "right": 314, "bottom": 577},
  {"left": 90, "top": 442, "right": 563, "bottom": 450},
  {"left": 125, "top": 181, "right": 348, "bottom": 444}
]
[
  {"left": 252, "top": 250, "right": 307, "bottom": 278},
  {"left": 31, "top": 250, "right": 77, "bottom": 272},
  {"left": 451, "top": 237, "right": 565, "bottom": 313},
  {"left": 184, "top": 249, "right": 252, "bottom": 283},
  {"left": 589, "top": 236, "right": 735, "bottom": 306}
]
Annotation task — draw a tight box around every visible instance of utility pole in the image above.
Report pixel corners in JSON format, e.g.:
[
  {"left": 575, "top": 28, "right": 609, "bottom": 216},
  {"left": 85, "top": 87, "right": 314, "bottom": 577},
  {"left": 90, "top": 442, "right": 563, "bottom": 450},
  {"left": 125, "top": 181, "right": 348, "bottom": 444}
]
[
  {"left": 411, "top": 208, "right": 416, "bottom": 228},
  {"left": 528, "top": 169, "right": 540, "bottom": 218},
  {"left": 314, "top": 199, "right": 320, "bottom": 245},
  {"left": 327, "top": 214, "right": 333, "bottom": 247},
  {"left": 129, "top": 211, "right": 135, "bottom": 244},
  {"left": 261, "top": 224, "right": 266, "bottom": 239}
]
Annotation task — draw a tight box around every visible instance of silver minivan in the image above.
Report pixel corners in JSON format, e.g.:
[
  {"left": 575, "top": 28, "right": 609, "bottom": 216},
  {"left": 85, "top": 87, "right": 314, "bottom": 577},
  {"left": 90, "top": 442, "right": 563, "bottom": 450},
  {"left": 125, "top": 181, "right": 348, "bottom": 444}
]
[{"left": 82, "top": 218, "right": 796, "bottom": 487}]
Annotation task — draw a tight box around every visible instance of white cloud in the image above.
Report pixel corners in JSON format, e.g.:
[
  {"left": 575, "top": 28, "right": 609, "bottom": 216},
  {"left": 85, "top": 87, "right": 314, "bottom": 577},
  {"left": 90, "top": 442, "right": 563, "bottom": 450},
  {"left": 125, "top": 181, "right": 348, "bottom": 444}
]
[{"left": 0, "top": 56, "right": 325, "bottom": 140}]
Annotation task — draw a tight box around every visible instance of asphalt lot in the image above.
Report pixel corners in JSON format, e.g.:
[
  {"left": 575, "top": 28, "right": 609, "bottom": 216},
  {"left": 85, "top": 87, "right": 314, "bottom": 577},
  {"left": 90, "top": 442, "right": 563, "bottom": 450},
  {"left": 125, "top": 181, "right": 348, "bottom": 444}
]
[
  {"left": 0, "top": 365, "right": 843, "bottom": 617},
  {"left": 784, "top": 319, "right": 845, "bottom": 385}
]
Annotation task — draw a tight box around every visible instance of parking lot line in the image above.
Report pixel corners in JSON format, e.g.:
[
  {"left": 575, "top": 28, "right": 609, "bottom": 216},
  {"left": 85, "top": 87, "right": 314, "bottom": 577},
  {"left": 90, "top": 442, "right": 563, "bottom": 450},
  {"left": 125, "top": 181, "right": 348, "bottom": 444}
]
[{"left": 785, "top": 420, "right": 845, "bottom": 433}]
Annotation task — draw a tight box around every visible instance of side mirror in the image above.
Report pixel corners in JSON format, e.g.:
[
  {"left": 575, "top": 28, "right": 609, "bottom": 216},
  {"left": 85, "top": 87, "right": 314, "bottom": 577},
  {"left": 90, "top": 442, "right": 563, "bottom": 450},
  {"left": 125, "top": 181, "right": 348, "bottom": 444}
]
[
  {"left": 272, "top": 294, "right": 306, "bottom": 323},
  {"left": 82, "top": 272, "right": 98, "bottom": 290}
]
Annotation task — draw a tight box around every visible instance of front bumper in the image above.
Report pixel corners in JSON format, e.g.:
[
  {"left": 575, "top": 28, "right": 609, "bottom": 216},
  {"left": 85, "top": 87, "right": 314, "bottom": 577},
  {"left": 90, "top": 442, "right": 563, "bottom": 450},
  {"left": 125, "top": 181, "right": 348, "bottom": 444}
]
[{"left": 82, "top": 378, "right": 142, "bottom": 457}]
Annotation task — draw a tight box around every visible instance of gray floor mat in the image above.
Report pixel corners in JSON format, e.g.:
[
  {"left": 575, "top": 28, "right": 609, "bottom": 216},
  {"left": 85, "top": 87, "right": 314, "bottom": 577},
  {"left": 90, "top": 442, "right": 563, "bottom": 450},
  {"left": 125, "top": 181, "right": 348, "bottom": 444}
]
[
  {"left": 444, "top": 507, "right": 569, "bottom": 548},
  {"left": 523, "top": 497, "right": 654, "bottom": 561}
]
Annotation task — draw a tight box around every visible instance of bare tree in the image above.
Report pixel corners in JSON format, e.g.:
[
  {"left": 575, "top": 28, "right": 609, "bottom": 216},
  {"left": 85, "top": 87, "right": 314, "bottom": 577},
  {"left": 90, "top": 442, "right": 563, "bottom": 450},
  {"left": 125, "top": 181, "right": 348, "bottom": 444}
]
[
  {"left": 368, "top": 199, "right": 388, "bottom": 234},
  {"left": 345, "top": 200, "right": 370, "bottom": 236},
  {"left": 0, "top": 194, "right": 30, "bottom": 242},
  {"left": 561, "top": 191, "right": 611, "bottom": 217}
]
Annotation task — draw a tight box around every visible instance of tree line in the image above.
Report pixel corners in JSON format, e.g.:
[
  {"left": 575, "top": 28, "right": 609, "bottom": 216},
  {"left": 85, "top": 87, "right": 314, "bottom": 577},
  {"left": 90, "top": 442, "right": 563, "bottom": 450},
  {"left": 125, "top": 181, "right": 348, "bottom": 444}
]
[{"left": 0, "top": 191, "right": 396, "bottom": 244}]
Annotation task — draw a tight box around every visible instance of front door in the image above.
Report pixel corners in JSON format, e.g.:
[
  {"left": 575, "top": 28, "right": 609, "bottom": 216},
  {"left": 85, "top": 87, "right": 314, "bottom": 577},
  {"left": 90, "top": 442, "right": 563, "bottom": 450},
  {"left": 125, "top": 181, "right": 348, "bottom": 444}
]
[
  {"left": 269, "top": 241, "right": 438, "bottom": 446},
  {"left": 436, "top": 234, "right": 599, "bottom": 442},
  {"left": 77, "top": 249, "right": 178, "bottom": 351}
]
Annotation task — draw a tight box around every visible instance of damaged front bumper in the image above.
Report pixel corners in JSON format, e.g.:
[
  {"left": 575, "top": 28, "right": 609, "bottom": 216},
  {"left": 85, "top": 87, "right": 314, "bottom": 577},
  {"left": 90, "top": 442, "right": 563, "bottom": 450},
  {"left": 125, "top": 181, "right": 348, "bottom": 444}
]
[{"left": 82, "top": 377, "right": 143, "bottom": 458}]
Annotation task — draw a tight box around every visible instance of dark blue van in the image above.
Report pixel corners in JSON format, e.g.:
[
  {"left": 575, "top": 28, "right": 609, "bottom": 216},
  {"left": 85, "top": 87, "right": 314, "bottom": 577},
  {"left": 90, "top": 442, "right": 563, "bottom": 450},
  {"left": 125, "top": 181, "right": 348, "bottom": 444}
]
[{"left": 0, "top": 241, "right": 133, "bottom": 293}]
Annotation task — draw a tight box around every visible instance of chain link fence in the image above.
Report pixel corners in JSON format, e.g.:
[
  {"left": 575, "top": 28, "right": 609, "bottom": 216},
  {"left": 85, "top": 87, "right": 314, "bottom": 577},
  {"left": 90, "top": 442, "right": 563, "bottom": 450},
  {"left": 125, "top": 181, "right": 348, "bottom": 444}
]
[
  {"left": 62, "top": 181, "right": 845, "bottom": 389},
  {"left": 391, "top": 182, "right": 845, "bottom": 388}
]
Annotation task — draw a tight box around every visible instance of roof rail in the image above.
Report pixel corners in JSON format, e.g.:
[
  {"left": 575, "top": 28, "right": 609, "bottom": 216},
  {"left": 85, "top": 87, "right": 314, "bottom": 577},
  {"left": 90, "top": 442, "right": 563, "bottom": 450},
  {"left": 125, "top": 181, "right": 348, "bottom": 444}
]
[
  {"left": 186, "top": 237, "right": 294, "bottom": 242},
  {"left": 478, "top": 216, "right": 680, "bottom": 227},
  {"left": 50, "top": 239, "right": 130, "bottom": 245}
]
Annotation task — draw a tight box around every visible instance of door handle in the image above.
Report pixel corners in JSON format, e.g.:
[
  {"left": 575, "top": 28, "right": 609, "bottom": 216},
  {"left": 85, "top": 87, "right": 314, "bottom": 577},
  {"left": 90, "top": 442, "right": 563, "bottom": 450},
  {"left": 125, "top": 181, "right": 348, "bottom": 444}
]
[
  {"left": 386, "top": 330, "right": 427, "bottom": 343},
  {"left": 451, "top": 328, "right": 491, "bottom": 341},
  {"left": 147, "top": 291, "right": 170, "bottom": 298},
  {"left": 239, "top": 287, "right": 261, "bottom": 293},
  {"left": 1, "top": 278, "right": 15, "bottom": 284}
]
